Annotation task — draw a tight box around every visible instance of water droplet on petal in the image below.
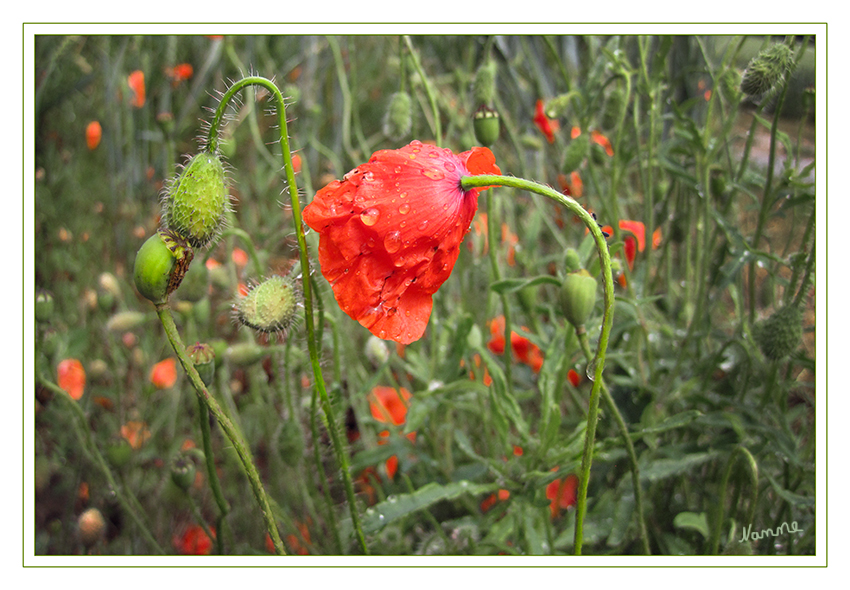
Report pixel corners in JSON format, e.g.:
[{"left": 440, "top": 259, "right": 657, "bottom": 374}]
[
  {"left": 423, "top": 168, "right": 445, "bottom": 180},
  {"left": 444, "top": 161, "right": 456, "bottom": 172},
  {"left": 363, "top": 171, "right": 375, "bottom": 182},
  {"left": 384, "top": 230, "right": 402, "bottom": 253},
  {"left": 399, "top": 203, "right": 410, "bottom": 215},
  {"left": 360, "top": 208, "right": 380, "bottom": 226},
  {"left": 417, "top": 220, "right": 429, "bottom": 231}
]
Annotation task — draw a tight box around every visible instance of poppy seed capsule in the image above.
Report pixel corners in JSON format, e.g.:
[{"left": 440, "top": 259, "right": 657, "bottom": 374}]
[
  {"left": 235, "top": 275, "right": 301, "bottom": 336},
  {"left": 753, "top": 304, "right": 803, "bottom": 360},
  {"left": 165, "top": 152, "right": 229, "bottom": 248},
  {"left": 133, "top": 230, "right": 194, "bottom": 305},
  {"left": 473, "top": 105, "right": 500, "bottom": 147},
  {"left": 560, "top": 269, "right": 598, "bottom": 329},
  {"left": 171, "top": 455, "right": 196, "bottom": 492},
  {"left": 187, "top": 342, "right": 215, "bottom": 387}
]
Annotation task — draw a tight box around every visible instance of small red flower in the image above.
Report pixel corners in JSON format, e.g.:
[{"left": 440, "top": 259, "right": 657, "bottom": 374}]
[
  {"left": 487, "top": 316, "right": 544, "bottom": 373},
  {"left": 57, "top": 359, "right": 86, "bottom": 401},
  {"left": 127, "top": 70, "right": 145, "bottom": 108},
  {"left": 567, "top": 368, "right": 581, "bottom": 387},
  {"left": 85, "top": 121, "right": 102, "bottom": 150},
  {"left": 303, "top": 141, "right": 500, "bottom": 344},
  {"left": 149, "top": 358, "right": 177, "bottom": 389},
  {"left": 369, "top": 387, "right": 415, "bottom": 479},
  {"left": 590, "top": 130, "right": 614, "bottom": 156},
  {"left": 166, "top": 63, "right": 193, "bottom": 85},
  {"left": 533, "top": 99, "right": 558, "bottom": 143},
  {"left": 174, "top": 524, "right": 215, "bottom": 555},
  {"left": 546, "top": 473, "right": 579, "bottom": 519}
]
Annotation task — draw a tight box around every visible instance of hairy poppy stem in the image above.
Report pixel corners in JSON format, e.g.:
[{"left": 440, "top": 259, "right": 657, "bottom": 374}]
[
  {"left": 461, "top": 174, "right": 614, "bottom": 555},
  {"left": 207, "top": 76, "right": 369, "bottom": 554}
]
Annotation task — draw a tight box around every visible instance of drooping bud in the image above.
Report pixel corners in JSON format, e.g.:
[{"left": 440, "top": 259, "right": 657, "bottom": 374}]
[
  {"left": 473, "top": 105, "right": 500, "bottom": 147},
  {"left": 741, "top": 43, "right": 794, "bottom": 99},
  {"left": 187, "top": 342, "right": 216, "bottom": 386},
  {"left": 164, "top": 152, "right": 229, "bottom": 248},
  {"left": 133, "top": 229, "right": 194, "bottom": 305},
  {"left": 753, "top": 304, "right": 803, "bottom": 360},
  {"left": 562, "top": 132, "right": 590, "bottom": 174},
  {"left": 234, "top": 275, "right": 301, "bottom": 337},
  {"left": 472, "top": 59, "right": 497, "bottom": 107},
  {"left": 383, "top": 91, "right": 413, "bottom": 140}
]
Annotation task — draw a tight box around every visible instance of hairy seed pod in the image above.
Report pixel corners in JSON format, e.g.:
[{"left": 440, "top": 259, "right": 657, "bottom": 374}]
[
  {"left": 560, "top": 269, "right": 598, "bottom": 329},
  {"left": 164, "top": 152, "right": 229, "bottom": 248},
  {"left": 741, "top": 43, "right": 794, "bottom": 98},
  {"left": 234, "top": 275, "right": 301, "bottom": 336},
  {"left": 473, "top": 59, "right": 497, "bottom": 107},
  {"left": 383, "top": 92, "right": 413, "bottom": 140},
  {"left": 562, "top": 133, "right": 590, "bottom": 174},
  {"left": 753, "top": 304, "right": 803, "bottom": 360}
]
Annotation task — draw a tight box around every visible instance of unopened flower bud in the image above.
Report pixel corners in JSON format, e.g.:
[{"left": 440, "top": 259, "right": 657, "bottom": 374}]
[
  {"left": 133, "top": 229, "right": 194, "bottom": 305},
  {"left": 224, "top": 342, "right": 268, "bottom": 367},
  {"left": 741, "top": 43, "right": 794, "bottom": 99},
  {"left": 473, "top": 59, "right": 497, "bottom": 106},
  {"left": 234, "top": 275, "right": 301, "bottom": 337},
  {"left": 560, "top": 269, "right": 598, "bottom": 329},
  {"left": 383, "top": 92, "right": 413, "bottom": 140},
  {"left": 562, "top": 133, "right": 590, "bottom": 174},
  {"left": 473, "top": 105, "right": 500, "bottom": 147},
  {"left": 170, "top": 454, "right": 196, "bottom": 492},
  {"left": 106, "top": 311, "right": 148, "bottom": 332},
  {"left": 187, "top": 342, "right": 215, "bottom": 386},
  {"left": 164, "top": 152, "right": 230, "bottom": 248},
  {"left": 753, "top": 304, "right": 803, "bottom": 360}
]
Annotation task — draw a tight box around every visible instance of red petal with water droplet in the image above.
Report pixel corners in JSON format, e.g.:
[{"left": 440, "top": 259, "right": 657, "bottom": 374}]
[{"left": 303, "top": 142, "right": 500, "bottom": 344}]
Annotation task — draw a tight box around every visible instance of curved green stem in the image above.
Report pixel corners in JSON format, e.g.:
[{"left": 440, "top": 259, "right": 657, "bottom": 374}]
[
  {"left": 155, "top": 304, "right": 286, "bottom": 555},
  {"left": 461, "top": 174, "right": 614, "bottom": 555},
  {"left": 206, "top": 75, "right": 368, "bottom": 554},
  {"left": 577, "top": 330, "right": 651, "bottom": 555}
]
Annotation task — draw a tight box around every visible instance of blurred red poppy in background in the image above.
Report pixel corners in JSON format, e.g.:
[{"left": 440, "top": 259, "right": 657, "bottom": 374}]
[
  {"left": 57, "top": 359, "right": 86, "bottom": 401},
  {"left": 127, "top": 70, "right": 145, "bottom": 108}
]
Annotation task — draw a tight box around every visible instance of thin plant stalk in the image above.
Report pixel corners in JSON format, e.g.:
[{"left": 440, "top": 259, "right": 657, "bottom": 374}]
[{"left": 462, "top": 174, "right": 614, "bottom": 555}]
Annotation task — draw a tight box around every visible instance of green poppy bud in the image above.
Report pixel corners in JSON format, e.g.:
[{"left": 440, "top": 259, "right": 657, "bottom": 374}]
[
  {"left": 753, "top": 305, "right": 803, "bottom": 360},
  {"left": 170, "top": 454, "right": 196, "bottom": 492},
  {"left": 234, "top": 275, "right": 301, "bottom": 337},
  {"left": 562, "top": 133, "right": 590, "bottom": 174},
  {"left": 473, "top": 59, "right": 497, "bottom": 107},
  {"left": 164, "top": 152, "right": 230, "bottom": 248},
  {"left": 383, "top": 91, "right": 413, "bottom": 140},
  {"left": 133, "top": 229, "right": 194, "bottom": 305},
  {"left": 741, "top": 43, "right": 794, "bottom": 99},
  {"left": 560, "top": 269, "right": 598, "bottom": 329},
  {"left": 473, "top": 105, "right": 500, "bottom": 147},
  {"left": 187, "top": 342, "right": 216, "bottom": 387}
]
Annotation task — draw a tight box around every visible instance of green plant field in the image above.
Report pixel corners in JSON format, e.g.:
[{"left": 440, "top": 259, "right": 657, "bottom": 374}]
[{"left": 32, "top": 34, "right": 817, "bottom": 558}]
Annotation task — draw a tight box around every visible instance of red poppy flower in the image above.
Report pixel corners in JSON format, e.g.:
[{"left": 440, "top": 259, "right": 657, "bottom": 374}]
[
  {"left": 546, "top": 473, "right": 579, "bottom": 519},
  {"left": 149, "top": 358, "right": 177, "bottom": 389},
  {"left": 127, "top": 70, "right": 145, "bottom": 108},
  {"left": 487, "top": 316, "right": 544, "bottom": 373},
  {"left": 303, "top": 140, "right": 500, "bottom": 344},
  {"left": 86, "top": 121, "right": 102, "bottom": 150},
  {"left": 533, "top": 99, "right": 558, "bottom": 143},
  {"left": 590, "top": 130, "right": 614, "bottom": 156},
  {"left": 174, "top": 524, "right": 215, "bottom": 555},
  {"left": 57, "top": 359, "right": 86, "bottom": 401},
  {"left": 167, "top": 63, "right": 193, "bottom": 85}
]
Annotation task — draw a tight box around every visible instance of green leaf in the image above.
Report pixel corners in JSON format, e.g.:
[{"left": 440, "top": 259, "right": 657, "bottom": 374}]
[
  {"left": 490, "top": 275, "right": 561, "bottom": 295},
  {"left": 673, "top": 511, "right": 710, "bottom": 538},
  {"left": 764, "top": 473, "right": 815, "bottom": 507},
  {"left": 640, "top": 451, "right": 719, "bottom": 482},
  {"left": 361, "top": 481, "right": 500, "bottom": 534},
  {"left": 632, "top": 410, "right": 703, "bottom": 439}
]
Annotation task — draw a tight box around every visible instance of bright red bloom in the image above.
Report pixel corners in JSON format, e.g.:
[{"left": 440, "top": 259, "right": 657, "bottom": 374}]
[
  {"left": 167, "top": 63, "right": 193, "bottom": 85},
  {"left": 57, "top": 359, "right": 86, "bottom": 401},
  {"left": 369, "top": 387, "right": 415, "bottom": 479},
  {"left": 533, "top": 99, "right": 558, "bottom": 143},
  {"left": 303, "top": 141, "right": 500, "bottom": 344},
  {"left": 546, "top": 473, "right": 579, "bottom": 519},
  {"left": 149, "top": 358, "right": 177, "bottom": 389},
  {"left": 85, "top": 121, "right": 102, "bottom": 150},
  {"left": 174, "top": 524, "right": 215, "bottom": 555},
  {"left": 127, "top": 70, "right": 145, "bottom": 108},
  {"left": 487, "top": 316, "right": 544, "bottom": 373}
]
